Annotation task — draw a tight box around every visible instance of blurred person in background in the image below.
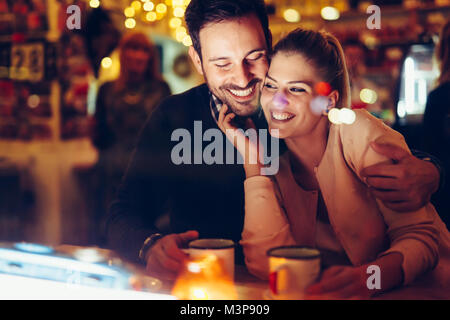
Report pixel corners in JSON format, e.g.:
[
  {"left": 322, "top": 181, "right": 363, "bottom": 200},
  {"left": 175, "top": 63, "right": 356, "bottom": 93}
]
[
  {"left": 422, "top": 20, "right": 450, "bottom": 228},
  {"left": 92, "top": 32, "right": 171, "bottom": 244}
]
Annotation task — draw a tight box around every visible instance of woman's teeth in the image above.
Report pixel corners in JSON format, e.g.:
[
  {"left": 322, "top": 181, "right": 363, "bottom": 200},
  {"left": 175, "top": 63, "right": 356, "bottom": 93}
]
[
  {"left": 271, "top": 111, "right": 295, "bottom": 121},
  {"left": 229, "top": 86, "right": 254, "bottom": 97}
]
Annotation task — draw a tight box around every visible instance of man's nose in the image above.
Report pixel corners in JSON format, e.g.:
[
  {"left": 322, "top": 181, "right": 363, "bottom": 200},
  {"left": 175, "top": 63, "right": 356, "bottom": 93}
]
[{"left": 231, "top": 63, "right": 253, "bottom": 89}]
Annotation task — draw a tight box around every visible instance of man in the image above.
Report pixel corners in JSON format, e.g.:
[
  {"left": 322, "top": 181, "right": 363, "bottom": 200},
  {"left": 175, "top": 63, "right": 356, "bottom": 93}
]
[{"left": 105, "top": 0, "right": 442, "bottom": 281}]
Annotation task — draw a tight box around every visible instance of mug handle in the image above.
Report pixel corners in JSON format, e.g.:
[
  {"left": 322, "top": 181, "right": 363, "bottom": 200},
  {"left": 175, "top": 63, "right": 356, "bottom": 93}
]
[{"left": 269, "top": 264, "right": 288, "bottom": 296}]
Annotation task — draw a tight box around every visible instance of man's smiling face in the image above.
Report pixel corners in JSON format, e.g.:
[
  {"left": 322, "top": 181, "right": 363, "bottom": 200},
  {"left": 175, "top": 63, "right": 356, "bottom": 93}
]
[{"left": 189, "top": 14, "right": 269, "bottom": 116}]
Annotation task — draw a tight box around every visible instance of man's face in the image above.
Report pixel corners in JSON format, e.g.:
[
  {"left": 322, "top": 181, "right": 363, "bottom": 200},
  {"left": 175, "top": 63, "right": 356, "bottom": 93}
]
[{"left": 189, "top": 14, "right": 269, "bottom": 116}]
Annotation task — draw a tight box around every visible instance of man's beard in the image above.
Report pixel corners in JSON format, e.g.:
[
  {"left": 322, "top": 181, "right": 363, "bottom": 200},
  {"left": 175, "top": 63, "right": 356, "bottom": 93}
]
[{"left": 205, "top": 74, "right": 262, "bottom": 117}]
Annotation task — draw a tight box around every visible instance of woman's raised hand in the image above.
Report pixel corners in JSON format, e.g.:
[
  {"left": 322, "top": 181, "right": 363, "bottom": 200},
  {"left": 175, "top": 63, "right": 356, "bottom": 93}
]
[{"left": 217, "top": 104, "right": 264, "bottom": 178}]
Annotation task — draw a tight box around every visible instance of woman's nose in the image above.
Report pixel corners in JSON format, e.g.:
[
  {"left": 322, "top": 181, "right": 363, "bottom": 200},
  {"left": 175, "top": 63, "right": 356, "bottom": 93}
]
[{"left": 272, "top": 92, "right": 289, "bottom": 110}]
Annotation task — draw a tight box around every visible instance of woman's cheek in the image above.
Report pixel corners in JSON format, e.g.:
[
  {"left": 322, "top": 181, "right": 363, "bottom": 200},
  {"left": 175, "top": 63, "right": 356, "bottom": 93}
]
[{"left": 260, "top": 90, "right": 271, "bottom": 113}]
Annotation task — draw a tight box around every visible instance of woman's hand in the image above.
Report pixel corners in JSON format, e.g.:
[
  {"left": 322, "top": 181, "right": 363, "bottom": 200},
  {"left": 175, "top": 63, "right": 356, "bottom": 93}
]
[
  {"left": 217, "top": 104, "right": 264, "bottom": 177},
  {"left": 305, "top": 253, "right": 403, "bottom": 300},
  {"left": 305, "top": 265, "right": 373, "bottom": 300}
]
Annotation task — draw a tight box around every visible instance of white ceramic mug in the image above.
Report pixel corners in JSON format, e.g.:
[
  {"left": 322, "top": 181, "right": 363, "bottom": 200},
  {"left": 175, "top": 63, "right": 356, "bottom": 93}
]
[
  {"left": 267, "top": 246, "right": 321, "bottom": 299},
  {"left": 185, "top": 239, "right": 235, "bottom": 280}
]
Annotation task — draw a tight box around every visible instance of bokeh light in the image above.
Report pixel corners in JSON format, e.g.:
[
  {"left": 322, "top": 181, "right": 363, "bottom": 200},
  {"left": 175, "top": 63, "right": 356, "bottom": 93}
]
[
  {"left": 125, "top": 18, "right": 136, "bottom": 29},
  {"left": 143, "top": 1, "right": 154, "bottom": 11},
  {"left": 101, "top": 57, "right": 113, "bottom": 69},
  {"left": 146, "top": 12, "right": 157, "bottom": 21},
  {"left": 169, "top": 17, "right": 182, "bottom": 29},
  {"left": 283, "top": 9, "right": 300, "bottom": 23},
  {"left": 89, "top": 0, "right": 100, "bottom": 8},
  {"left": 156, "top": 3, "right": 167, "bottom": 14},
  {"left": 321, "top": 6, "right": 340, "bottom": 20},
  {"left": 124, "top": 7, "right": 135, "bottom": 17},
  {"left": 360, "top": 88, "right": 378, "bottom": 104}
]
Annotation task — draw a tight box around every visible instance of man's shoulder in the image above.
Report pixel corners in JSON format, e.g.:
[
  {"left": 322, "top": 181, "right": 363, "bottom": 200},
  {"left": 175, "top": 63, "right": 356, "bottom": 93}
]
[
  {"left": 159, "top": 83, "right": 209, "bottom": 112},
  {"left": 138, "top": 83, "right": 210, "bottom": 138}
]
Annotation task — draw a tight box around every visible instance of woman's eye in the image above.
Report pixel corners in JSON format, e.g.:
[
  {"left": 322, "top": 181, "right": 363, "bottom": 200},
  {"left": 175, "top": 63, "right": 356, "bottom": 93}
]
[
  {"left": 290, "top": 87, "right": 306, "bottom": 93},
  {"left": 264, "top": 83, "right": 276, "bottom": 89}
]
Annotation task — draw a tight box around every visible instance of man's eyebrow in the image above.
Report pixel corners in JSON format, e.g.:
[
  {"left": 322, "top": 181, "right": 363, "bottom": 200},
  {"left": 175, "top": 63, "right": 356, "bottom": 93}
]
[
  {"left": 208, "top": 49, "right": 266, "bottom": 62},
  {"left": 208, "top": 57, "right": 229, "bottom": 62},
  {"left": 246, "top": 48, "right": 266, "bottom": 56}
]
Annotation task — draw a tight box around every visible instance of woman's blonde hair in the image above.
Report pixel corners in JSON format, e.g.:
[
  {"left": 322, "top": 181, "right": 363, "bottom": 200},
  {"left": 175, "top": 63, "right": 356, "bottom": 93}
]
[
  {"left": 272, "top": 28, "right": 351, "bottom": 109},
  {"left": 436, "top": 20, "right": 450, "bottom": 85},
  {"left": 115, "top": 32, "right": 162, "bottom": 92}
]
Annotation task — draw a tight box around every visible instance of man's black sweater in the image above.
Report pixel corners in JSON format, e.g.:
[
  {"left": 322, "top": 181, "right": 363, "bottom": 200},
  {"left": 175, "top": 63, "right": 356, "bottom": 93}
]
[{"left": 105, "top": 84, "right": 271, "bottom": 264}]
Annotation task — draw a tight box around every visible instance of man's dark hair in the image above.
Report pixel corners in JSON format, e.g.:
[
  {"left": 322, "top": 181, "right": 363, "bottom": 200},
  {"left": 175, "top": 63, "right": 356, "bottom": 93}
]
[{"left": 185, "top": 0, "right": 272, "bottom": 58}]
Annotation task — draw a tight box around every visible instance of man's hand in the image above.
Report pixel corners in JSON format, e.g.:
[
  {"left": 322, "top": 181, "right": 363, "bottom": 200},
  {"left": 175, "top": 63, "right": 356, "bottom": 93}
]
[
  {"left": 145, "top": 230, "right": 199, "bottom": 280},
  {"left": 361, "top": 142, "right": 440, "bottom": 212}
]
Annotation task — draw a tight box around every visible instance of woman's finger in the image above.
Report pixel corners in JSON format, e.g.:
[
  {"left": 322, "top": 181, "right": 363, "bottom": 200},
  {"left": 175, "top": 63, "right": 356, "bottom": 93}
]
[
  {"left": 218, "top": 104, "right": 228, "bottom": 130},
  {"left": 246, "top": 118, "right": 257, "bottom": 130},
  {"left": 223, "top": 113, "right": 237, "bottom": 131}
]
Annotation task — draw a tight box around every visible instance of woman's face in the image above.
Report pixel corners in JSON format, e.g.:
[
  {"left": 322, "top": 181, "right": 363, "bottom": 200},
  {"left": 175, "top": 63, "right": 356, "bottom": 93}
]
[
  {"left": 123, "top": 45, "right": 151, "bottom": 75},
  {"left": 260, "top": 52, "right": 333, "bottom": 139}
]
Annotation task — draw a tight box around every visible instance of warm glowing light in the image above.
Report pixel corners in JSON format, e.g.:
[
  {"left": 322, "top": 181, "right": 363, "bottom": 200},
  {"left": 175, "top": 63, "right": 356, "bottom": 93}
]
[
  {"left": 173, "top": 0, "right": 184, "bottom": 5},
  {"left": 124, "top": 7, "right": 135, "bottom": 17},
  {"left": 191, "top": 288, "right": 208, "bottom": 300},
  {"left": 315, "top": 81, "right": 332, "bottom": 96},
  {"left": 321, "top": 6, "right": 340, "bottom": 20},
  {"left": 172, "top": 255, "right": 237, "bottom": 300},
  {"left": 146, "top": 12, "right": 157, "bottom": 21},
  {"left": 360, "top": 88, "right": 378, "bottom": 104},
  {"left": 131, "top": 1, "right": 142, "bottom": 10},
  {"left": 328, "top": 108, "right": 342, "bottom": 124},
  {"left": 283, "top": 9, "right": 300, "bottom": 23},
  {"left": 175, "top": 26, "right": 187, "bottom": 41},
  {"left": 89, "top": 0, "right": 100, "bottom": 8},
  {"left": 182, "top": 35, "right": 192, "bottom": 47},
  {"left": 328, "top": 108, "right": 356, "bottom": 125},
  {"left": 187, "top": 262, "right": 202, "bottom": 273},
  {"left": 125, "top": 18, "right": 136, "bottom": 29},
  {"left": 27, "top": 95, "right": 40, "bottom": 108},
  {"left": 169, "top": 17, "right": 182, "bottom": 29},
  {"left": 339, "top": 108, "right": 356, "bottom": 125},
  {"left": 156, "top": 3, "right": 167, "bottom": 14},
  {"left": 173, "top": 7, "right": 185, "bottom": 17},
  {"left": 101, "top": 57, "right": 113, "bottom": 69},
  {"left": 143, "top": 1, "right": 154, "bottom": 11}
]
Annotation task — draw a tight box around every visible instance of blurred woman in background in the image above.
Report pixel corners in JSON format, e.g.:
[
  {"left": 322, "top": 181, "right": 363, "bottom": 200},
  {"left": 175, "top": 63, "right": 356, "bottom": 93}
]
[
  {"left": 422, "top": 21, "right": 450, "bottom": 228},
  {"left": 92, "top": 32, "right": 171, "bottom": 244}
]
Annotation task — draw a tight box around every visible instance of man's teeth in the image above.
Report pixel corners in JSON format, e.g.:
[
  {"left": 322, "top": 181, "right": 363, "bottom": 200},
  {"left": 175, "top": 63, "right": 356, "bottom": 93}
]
[
  {"left": 271, "top": 111, "right": 294, "bottom": 121},
  {"left": 229, "top": 87, "right": 254, "bottom": 97}
]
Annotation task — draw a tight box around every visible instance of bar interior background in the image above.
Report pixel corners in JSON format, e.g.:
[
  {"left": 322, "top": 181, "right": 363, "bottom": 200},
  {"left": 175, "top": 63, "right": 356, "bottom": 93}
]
[{"left": 0, "top": 0, "right": 449, "bottom": 247}]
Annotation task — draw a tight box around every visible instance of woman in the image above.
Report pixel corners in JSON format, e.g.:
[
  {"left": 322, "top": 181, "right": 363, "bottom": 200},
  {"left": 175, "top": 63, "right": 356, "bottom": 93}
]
[
  {"left": 92, "top": 32, "right": 171, "bottom": 244},
  {"left": 422, "top": 21, "right": 450, "bottom": 228},
  {"left": 218, "top": 28, "right": 450, "bottom": 298}
]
